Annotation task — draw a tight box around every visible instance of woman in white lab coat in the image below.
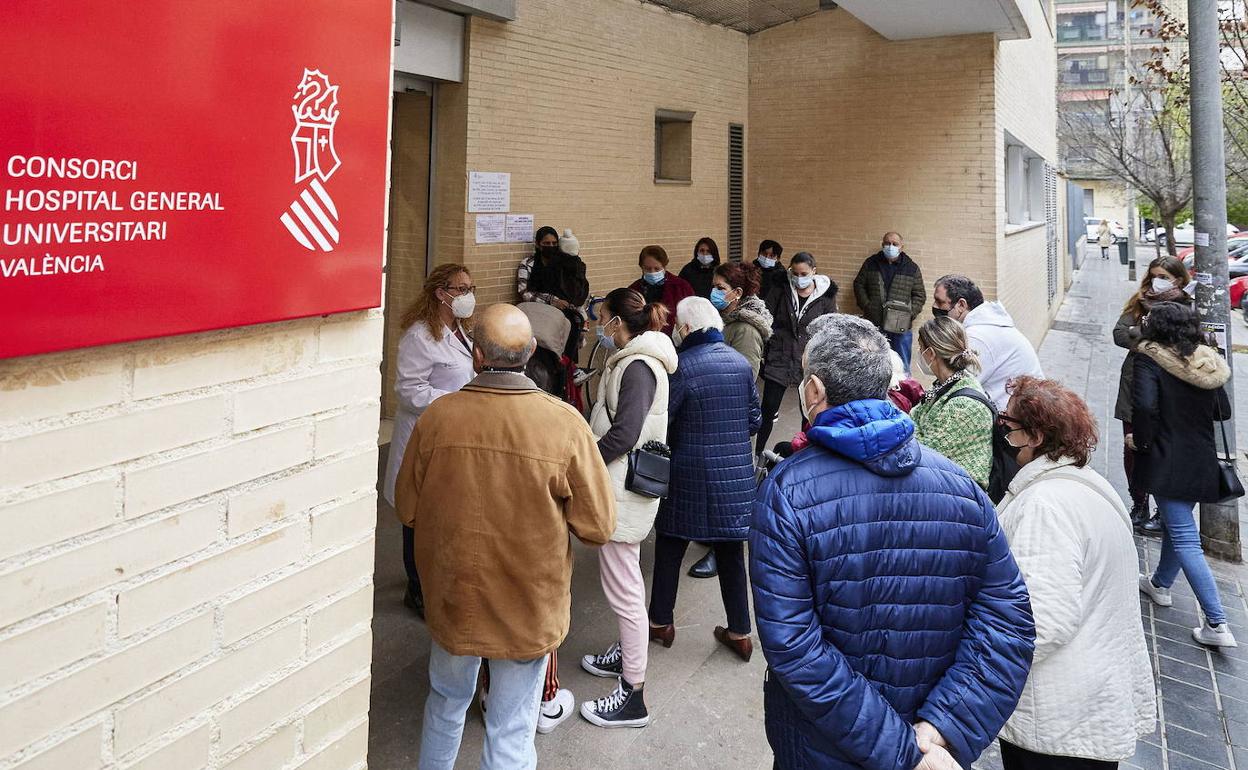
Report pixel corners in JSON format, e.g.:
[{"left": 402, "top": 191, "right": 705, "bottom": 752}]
[{"left": 383, "top": 262, "right": 477, "bottom": 616}]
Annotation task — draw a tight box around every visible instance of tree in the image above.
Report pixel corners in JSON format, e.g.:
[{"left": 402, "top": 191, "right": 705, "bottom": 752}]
[{"left": 1059, "top": 59, "right": 1192, "bottom": 254}]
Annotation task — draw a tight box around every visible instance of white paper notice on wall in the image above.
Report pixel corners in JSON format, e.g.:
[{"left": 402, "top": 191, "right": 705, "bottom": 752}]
[
  {"left": 1202, "top": 321, "right": 1228, "bottom": 357},
  {"left": 1195, "top": 231, "right": 1211, "bottom": 246},
  {"left": 468, "top": 171, "right": 511, "bottom": 213},
  {"left": 1196, "top": 272, "right": 1214, "bottom": 285},
  {"left": 505, "top": 214, "right": 534, "bottom": 242},
  {"left": 475, "top": 214, "right": 506, "bottom": 244}
]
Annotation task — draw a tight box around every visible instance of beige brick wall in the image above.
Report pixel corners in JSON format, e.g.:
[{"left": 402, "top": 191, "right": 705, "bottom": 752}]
[
  {"left": 748, "top": 10, "right": 998, "bottom": 322},
  {"left": 434, "top": 0, "right": 750, "bottom": 307},
  {"left": 0, "top": 312, "right": 379, "bottom": 769},
  {"left": 995, "top": 0, "right": 1062, "bottom": 344}
]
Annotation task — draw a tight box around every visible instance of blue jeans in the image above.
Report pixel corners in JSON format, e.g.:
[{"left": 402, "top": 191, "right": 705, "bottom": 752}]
[
  {"left": 419, "top": 641, "right": 547, "bottom": 770},
  {"left": 1152, "top": 496, "right": 1228, "bottom": 625},
  {"left": 885, "top": 330, "right": 913, "bottom": 375}
]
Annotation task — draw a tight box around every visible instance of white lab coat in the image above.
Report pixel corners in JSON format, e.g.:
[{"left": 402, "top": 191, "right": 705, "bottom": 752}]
[{"left": 382, "top": 320, "right": 474, "bottom": 506}]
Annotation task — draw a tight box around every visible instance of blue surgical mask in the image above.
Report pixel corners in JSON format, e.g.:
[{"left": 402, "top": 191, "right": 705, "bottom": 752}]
[
  {"left": 757, "top": 255, "right": 777, "bottom": 270},
  {"left": 710, "top": 287, "right": 731, "bottom": 310},
  {"left": 597, "top": 320, "right": 618, "bottom": 351},
  {"left": 883, "top": 244, "right": 901, "bottom": 260},
  {"left": 643, "top": 271, "right": 665, "bottom": 286},
  {"left": 791, "top": 273, "right": 813, "bottom": 290},
  {"left": 696, "top": 252, "right": 715, "bottom": 266}
]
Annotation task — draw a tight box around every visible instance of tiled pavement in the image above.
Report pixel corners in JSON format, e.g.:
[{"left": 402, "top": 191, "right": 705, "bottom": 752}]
[
  {"left": 368, "top": 248, "right": 1248, "bottom": 769},
  {"left": 1000, "top": 249, "right": 1248, "bottom": 770}
]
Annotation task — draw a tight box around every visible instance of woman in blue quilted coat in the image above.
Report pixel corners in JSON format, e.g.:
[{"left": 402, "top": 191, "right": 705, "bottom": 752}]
[
  {"left": 751, "top": 314, "right": 1034, "bottom": 770},
  {"left": 648, "top": 297, "right": 762, "bottom": 661}
]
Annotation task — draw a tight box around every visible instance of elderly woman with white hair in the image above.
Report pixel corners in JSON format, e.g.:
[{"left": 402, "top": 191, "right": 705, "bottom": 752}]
[{"left": 648, "top": 297, "right": 762, "bottom": 661}]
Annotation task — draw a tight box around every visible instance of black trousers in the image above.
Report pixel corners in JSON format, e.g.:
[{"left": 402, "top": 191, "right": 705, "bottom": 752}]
[
  {"left": 1000, "top": 740, "right": 1118, "bottom": 770},
  {"left": 649, "top": 534, "right": 751, "bottom": 635},
  {"left": 755, "top": 378, "right": 788, "bottom": 456},
  {"left": 402, "top": 524, "right": 421, "bottom": 595}
]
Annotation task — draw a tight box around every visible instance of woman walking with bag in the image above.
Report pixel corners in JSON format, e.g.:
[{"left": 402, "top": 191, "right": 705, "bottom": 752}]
[
  {"left": 580, "top": 288, "right": 678, "bottom": 728},
  {"left": 1113, "top": 255, "right": 1192, "bottom": 533},
  {"left": 1133, "top": 301, "right": 1239, "bottom": 648}
]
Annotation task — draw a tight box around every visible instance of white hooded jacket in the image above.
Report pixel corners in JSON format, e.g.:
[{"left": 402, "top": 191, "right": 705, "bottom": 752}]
[
  {"left": 963, "top": 301, "right": 1043, "bottom": 407},
  {"left": 996, "top": 457, "right": 1156, "bottom": 761}
]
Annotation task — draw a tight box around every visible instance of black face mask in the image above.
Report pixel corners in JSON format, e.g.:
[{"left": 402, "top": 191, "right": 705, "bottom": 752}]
[
  {"left": 540, "top": 245, "right": 558, "bottom": 257},
  {"left": 1001, "top": 432, "right": 1023, "bottom": 461},
  {"left": 931, "top": 307, "right": 950, "bottom": 318}
]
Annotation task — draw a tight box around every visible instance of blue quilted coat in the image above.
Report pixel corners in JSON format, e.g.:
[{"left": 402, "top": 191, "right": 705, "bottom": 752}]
[
  {"left": 750, "top": 399, "right": 1034, "bottom": 770},
  {"left": 656, "top": 329, "right": 761, "bottom": 542}
]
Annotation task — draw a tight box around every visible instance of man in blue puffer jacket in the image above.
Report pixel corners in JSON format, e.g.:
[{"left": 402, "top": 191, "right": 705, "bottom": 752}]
[{"left": 750, "top": 314, "right": 1035, "bottom": 770}]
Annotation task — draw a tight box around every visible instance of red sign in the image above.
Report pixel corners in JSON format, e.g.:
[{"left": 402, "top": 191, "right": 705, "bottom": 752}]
[{"left": 0, "top": 2, "right": 392, "bottom": 359}]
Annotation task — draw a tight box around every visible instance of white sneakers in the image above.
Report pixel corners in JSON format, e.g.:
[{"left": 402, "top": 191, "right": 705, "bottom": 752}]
[
  {"left": 1192, "top": 619, "right": 1239, "bottom": 648},
  {"left": 1139, "top": 575, "right": 1238, "bottom": 648},
  {"left": 537, "top": 688, "right": 576, "bottom": 734},
  {"left": 1138, "top": 575, "right": 1173, "bottom": 607}
]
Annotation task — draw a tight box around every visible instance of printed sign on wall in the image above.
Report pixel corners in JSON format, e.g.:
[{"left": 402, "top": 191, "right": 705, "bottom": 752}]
[{"left": 0, "top": 2, "right": 392, "bottom": 359}]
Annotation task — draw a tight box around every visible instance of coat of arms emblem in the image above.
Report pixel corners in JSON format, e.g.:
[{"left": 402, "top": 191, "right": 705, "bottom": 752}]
[{"left": 281, "top": 68, "right": 341, "bottom": 252}]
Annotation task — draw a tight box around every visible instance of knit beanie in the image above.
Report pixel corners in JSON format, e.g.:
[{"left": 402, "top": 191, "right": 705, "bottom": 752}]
[{"left": 559, "top": 228, "right": 581, "bottom": 257}]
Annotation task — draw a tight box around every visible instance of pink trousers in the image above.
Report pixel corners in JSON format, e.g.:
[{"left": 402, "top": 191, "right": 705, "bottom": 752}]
[{"left": 598, "top": 540, "right": 647, "bottom": 685}]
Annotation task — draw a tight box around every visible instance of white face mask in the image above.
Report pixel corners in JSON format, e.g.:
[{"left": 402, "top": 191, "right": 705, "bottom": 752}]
[
  {"left": 791, "top": 273, "right": 814, "bottom": 290},
  {"left": 916, "top": 348, "right": 935, "bottom": 377},
  {"left": 448, "top": 292, "right": 476, "bottom": 319},
  {"left": 696, "top": 252, "right": 714, "bottom": 266},
  {"left": 757, "top": 255, "right": 777, "bottom": 269},
  {"left": 1152, "top": 276, "right": 1177, "bottom": 293}
]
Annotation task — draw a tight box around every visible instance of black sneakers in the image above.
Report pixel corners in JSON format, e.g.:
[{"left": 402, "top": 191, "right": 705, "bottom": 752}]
[
  {"left": 581, "top": 642, "right": 623, "bottom": 678},
  {"left": 579, "top": 678, "right": 649, "bottom": 728}
]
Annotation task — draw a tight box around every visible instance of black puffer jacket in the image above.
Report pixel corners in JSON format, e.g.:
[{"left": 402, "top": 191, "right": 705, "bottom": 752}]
[
  {"left": 1132, "top": 342, "right": 1232, "bottom": 502},
  {"left": 678, "top": 258, "right": 719, "bottom": 299},
  {"left": 761, "top": 275, "right": 839, "bottom": 387}
]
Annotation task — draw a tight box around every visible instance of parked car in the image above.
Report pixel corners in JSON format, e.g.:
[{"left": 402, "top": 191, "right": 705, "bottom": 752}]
[
  {"left": 1231, "top": 275, "right": 1248, "bottom": 316},
  {"left": 1145, "top": 220, "right": 1240, "bottom": 246},
  {"left": 1182, "top": 240, "right": 1248, "bottom": 273},
  {"left": 1176, "top": 231, "right": 1248, "bottom": 263},
  {"left": 1084, "top": 217, "right": 1128, "bottom": 243}
]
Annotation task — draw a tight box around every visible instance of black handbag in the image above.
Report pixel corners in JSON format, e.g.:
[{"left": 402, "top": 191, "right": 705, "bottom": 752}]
[
  {"left": 626, "top": 440, "right": 671, "bottom": 499},
  {"left": 1215, "top": 402, "right": 1245, "bottom": 502}
]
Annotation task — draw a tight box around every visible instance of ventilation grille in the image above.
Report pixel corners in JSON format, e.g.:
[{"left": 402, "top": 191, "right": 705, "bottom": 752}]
[
  {"left": 728, "top": 124, "right": 744, "bottom": 262},
  {"left": 1045, "top": 163, "right": 1059, "bottom": 303}
]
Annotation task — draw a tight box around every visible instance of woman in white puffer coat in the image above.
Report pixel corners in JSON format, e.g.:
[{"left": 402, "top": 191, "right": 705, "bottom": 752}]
[
  {"left": 578, "top": 287, "right": 678, "bottom": 730},
  {"left": 993, "top": 376, "right": 1155, "bottom": 770}
]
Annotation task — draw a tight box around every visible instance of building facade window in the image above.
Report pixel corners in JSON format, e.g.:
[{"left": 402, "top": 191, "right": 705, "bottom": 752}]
[
  {"left": 1005, "top": 134, "right": 1046, "bottom": 227},
  {"left": 655, "top": 109, "right": 694, "bottom": 182}
]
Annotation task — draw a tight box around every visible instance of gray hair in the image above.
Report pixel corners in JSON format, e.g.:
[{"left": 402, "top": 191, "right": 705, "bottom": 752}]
[
  {"left": 475, "top": 333, "right": 536, "bottom": 368},
  {"left": 804, "top": 314, "right": 892, "bottom": 406},
  {"left": 676, "top": 296, "right": 724, "bottom": 333}
]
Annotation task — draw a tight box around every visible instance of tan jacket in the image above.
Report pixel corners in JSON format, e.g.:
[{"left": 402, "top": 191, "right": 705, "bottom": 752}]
[{"left": 394, "top": 371, "right": 615, "bottom": 660}]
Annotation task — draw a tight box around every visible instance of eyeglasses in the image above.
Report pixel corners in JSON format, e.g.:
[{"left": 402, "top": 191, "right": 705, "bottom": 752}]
[
  {"left": 443, "top": 284, "right": 476, "bottom": 296},
  {"left": 997, "top": 413, "right": 1024, "bottom": 432}
]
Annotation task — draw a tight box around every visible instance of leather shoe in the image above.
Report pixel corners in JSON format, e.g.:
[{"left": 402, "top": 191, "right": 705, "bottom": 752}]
[
  {"left": 649, "top": 623, "right": 675, "bottom": 648},
  {"left": 1139, "top": 515, "right": 1163, "bottom": 536},
  {"left": 688, "top": 549, "right": 718, "bottom": 579},
  {"left": 404, "top": 585, "right": 425, "bottom": 620},
  {"left": 714, "top": 626, "right": 753, "bottom": 662}
]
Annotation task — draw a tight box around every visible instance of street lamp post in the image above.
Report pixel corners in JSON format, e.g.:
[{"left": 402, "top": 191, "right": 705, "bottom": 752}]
[{"left": 1190, "top": 0, "right": 1242, "bottom": 561}]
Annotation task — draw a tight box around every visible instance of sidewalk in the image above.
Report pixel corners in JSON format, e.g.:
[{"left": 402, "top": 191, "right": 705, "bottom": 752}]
[
  {"left": 1018, "top": 249, "right": 1248, "bottom": 770},
  {"left": 367, "top": 250, "right": 1248, "bottom": 769}
]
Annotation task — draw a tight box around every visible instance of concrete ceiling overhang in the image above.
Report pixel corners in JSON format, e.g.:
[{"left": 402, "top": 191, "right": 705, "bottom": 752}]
[
  {"left": 833, "top": 0, "right": 1032, "bottom": 40},
  {"left": 641, "top": 0, "right": 1032, "bottom": 39}
]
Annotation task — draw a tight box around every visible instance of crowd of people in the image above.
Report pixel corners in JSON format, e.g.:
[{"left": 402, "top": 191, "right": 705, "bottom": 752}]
[{"left": 386, "top": 229, "right": 1240, "bottom": 770}]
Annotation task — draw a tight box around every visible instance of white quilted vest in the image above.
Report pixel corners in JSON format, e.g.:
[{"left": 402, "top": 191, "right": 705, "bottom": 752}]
[{"left": 589, "top": 331, "right": 678, "bottom": 543}]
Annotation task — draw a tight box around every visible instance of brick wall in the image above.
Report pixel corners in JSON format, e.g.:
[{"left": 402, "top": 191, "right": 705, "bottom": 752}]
[
  {"left": 433, "top": 0, "right": 749, "bottom": 307},
  {"left": 0, "top": 312, "right": 380, "bottom": 769},
  {"left": 748, "top": 11, "right": 998, "bottom": 323}
]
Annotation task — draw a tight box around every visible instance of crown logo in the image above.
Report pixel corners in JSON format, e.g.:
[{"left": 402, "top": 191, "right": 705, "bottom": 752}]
[{"left": 291, "top": 68, "right": 340, "bottom": 125}]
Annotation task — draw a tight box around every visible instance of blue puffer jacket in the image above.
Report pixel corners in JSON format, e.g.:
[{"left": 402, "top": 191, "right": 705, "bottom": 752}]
[
  {"left": 656, "top": 329, "right": 761, "bottom": 541},
  {"left": 751, "top": 399, "right": 1034, "bottom": 770}
]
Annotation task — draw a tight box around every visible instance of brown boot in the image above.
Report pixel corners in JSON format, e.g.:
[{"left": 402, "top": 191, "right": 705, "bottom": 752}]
[
  {"left": 649, "top": 623, "right": 675, "bottom": 648},
  {"left": 714, "top": 626, "right": 753, "bottom": 662}
]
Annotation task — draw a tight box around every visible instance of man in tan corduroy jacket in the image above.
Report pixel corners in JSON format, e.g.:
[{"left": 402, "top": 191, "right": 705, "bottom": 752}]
[{"left": 396, "top": 304, "right": 615, "bottom": 769}]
